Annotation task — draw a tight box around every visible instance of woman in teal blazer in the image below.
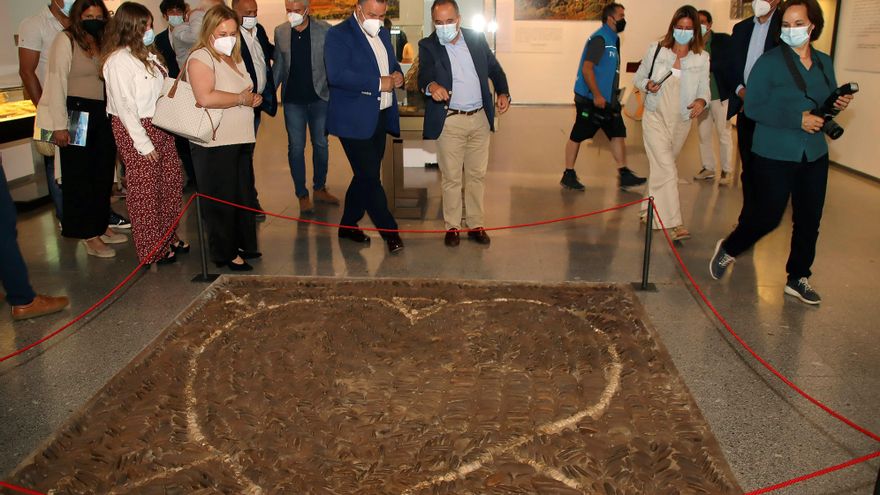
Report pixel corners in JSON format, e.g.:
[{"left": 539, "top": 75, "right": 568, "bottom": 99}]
[{"left": 709, "top": 0, "right": 854, "bottom": 305}]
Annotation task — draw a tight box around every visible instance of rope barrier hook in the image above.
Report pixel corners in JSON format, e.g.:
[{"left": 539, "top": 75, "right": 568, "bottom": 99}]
[
  {"left": 632, "top": 196, "right": 657, "bottom": 292},
  {"left": 191, "top": 194, "right": 219, "bottom": 283}
]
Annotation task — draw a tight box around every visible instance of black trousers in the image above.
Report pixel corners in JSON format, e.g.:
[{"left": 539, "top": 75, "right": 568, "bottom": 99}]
[
  {"left": 60, "top": 96, "right": 117, "bottom": 239},
  {"left": 339, "top": 112, "right": 399, "bottom": 237},
  {"left": 190, "top": 142, "right": 258, "bottom": 263},
  {"left": 174, "top": 134, "right": 196, "bottom": 187},
  {"left": 736, "top": 113, "right": 757, "bottom": 223},
  {"left": 723, "top": 153, "right": 829, "bottom": 280}
]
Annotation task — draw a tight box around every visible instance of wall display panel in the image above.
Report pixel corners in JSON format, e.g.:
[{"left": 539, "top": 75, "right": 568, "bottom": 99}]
[{"left": 514, "top": 0, "right": 603, "bottom": 21}]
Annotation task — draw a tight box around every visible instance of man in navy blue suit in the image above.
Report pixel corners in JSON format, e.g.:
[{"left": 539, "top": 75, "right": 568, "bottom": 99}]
[
  {"left": 418, "top": 0, "right": 509, "bottom": 247},
  {"left": 724, "top": 0, "right": 781, "bottom": 221},
  {"left": 233, "top": 0, "right": 276, "bottom": 220},
  {"left": 325, "top": 0, "right": 405, "bottom": 254}
]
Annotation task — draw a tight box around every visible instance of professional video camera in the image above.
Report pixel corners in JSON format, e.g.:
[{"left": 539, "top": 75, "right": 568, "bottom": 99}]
[{"left": 812, "top": 82, "right": 858, "bottom": 140}]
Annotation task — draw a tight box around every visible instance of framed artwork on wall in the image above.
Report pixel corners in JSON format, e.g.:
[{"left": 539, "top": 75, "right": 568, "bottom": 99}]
[
  {"left": 514, "top": 0, "right": 603, "bottom": 21},
  {"left": 310, "top": 0, "right": 400, "bottom": 19}
]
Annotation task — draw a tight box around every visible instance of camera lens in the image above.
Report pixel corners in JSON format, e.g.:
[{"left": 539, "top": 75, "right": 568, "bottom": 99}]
[{"left": 822, "top": 120, "right": 844, "bottom": 140}]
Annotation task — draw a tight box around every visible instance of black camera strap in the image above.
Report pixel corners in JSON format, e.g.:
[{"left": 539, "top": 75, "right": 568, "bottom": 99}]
[{"left": 780, "top": 45, "right": 831, "bottom": 108}]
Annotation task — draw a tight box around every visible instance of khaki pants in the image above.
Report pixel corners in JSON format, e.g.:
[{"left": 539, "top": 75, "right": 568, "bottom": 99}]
[
  {"left": 437, "top": 112, "right": 491, "bottom": 230},
  {"left": 697, "top": 98, "right": 733, "bottom": 173}
]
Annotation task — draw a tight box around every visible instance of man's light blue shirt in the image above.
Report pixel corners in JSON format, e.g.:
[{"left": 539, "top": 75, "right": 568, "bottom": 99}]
[
  {"left": 445, "top": 35, "right": 483, "bottom": 112},
  {"left": 741, "top": 15, "right": 773, "bottom": 93}
]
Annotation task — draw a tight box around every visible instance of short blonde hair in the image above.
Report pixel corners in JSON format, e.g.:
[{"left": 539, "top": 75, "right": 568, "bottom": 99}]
[{"left": 191, "top": 4, "right": 242, "bottom": 63}]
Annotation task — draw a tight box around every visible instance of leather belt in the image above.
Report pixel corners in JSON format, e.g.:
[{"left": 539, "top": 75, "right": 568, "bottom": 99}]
[{"left": 446, "top": 107, "right": 483, "bottom": 116}]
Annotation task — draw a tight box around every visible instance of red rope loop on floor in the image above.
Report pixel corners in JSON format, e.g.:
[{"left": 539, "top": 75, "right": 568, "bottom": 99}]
[
  {"left": 650, "top": 201, "right": 880, "bottom": 444},
  {"left": 0, "top": 481, "right": 46, "bottom": 494},
  {"left": 743, "top": 451, "right": 880, "bottom": 495},
  {"left": 2, "top": 195, "right": 877, "bottom": 494},
  {"left": 0, "top": 194, "right": 197, "bottom": 365},
  {"left": 193, "top": 193, "right": 650, "bottom": 233}
]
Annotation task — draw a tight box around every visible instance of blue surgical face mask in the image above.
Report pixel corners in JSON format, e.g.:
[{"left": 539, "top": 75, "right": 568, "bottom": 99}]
[
  {"left": 701, "top": 24, "right": 708, "bottom": 36},
  {"left": 168, "top": 15, "right": 184, "bottom": 27},
  {"left": 781, "top": 25, "right": 811, "bottom": 48},
  {"left": 59, "top": 0, "right": 75, "bottom": 17},
  {"left": 435, "top": 23, "right": 458, "bottom": 45},
  {"left": 143, "top": 28, "right": 155, "bottom": 46},
  {"left": 673, "top": 28, "right": 694, "bottom": 45}
]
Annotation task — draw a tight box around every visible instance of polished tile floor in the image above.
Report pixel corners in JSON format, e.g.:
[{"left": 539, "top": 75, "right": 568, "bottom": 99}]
[{"left": 1, "top": 107, "right": 878, "bottom": 493}]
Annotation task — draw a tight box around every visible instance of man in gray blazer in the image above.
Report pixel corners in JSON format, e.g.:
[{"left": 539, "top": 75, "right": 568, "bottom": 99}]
[{"left": 274, "top": 0, "right": 339, "bottom": 214}]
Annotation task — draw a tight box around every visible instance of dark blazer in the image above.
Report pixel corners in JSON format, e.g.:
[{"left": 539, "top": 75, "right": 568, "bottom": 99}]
[
  {"left": 706, "top": 31, "right": 732, "bottom": 102},
  {"left": 325, "top": 15, "right": 402, "bottom": 139},
  {"left": 273, "top": 18, "right": 331, "bottom": 102},
  {"left": 240, "top": 23, "right": 277, "bottom": 117},
  {"left": 725, "top": 10, "right": 781, "bottom": 118},
  {"left": 155, "top": 29, "right": 180, "bottom": 78},
  {"left": 417, "top": 28, "right": 510, "bottom": 140}
]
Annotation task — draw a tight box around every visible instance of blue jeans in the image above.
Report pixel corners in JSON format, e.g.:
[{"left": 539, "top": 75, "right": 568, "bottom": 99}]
[
  {"left": 0, "top": 166, "right": 36, "bottom": 306},
  {"left": 44, "top": 155, "right": 63, "bottom": 220},
  {"left": 283, "top": 100, "right": 329, "bottom": 199}
]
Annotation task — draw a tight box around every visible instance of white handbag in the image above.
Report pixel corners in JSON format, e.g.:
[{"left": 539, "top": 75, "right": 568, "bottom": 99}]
[{"left": 152, "top": 56, "right": 222, "bottom": 144}]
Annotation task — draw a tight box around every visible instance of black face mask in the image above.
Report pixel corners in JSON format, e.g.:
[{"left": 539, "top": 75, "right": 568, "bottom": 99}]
[
  {"left": 82, "top": 19, "right": 106, "bottom": 37},
  {"left": 615, "top": 18, "right": 626, "bottom": 33}
]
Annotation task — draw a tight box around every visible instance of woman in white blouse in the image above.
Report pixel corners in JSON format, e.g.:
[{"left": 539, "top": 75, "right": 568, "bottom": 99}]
[
  {"left": 102, "top": 2, "right": 187, "bottom": 266},
  {"left": 633, "top": 5, "right": 710, "bottom": 241}
]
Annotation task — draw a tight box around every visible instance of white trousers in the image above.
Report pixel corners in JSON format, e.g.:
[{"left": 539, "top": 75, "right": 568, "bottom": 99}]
[
  {"left": 642, "top": 77, "right": 691, "bottom": 229},
  {"left": 697, "top": 98, "right": 734, "bottom": 173}
]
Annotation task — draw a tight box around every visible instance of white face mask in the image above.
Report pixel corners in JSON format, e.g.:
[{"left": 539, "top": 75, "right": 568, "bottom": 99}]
[
  {"left": 213, "top": 35, "right": 236, "bottom": 56},
  {"left": 435, "top": 23, "right": 458, "bottom": 45},
  {"left": 753, "top": 0, "right": 772, "bottom": 17},
  {"left": 241, "top": 16, "right": 257, "bottom": 30},
  {"left": 288, "top": 12, "right": 304, "bottom": 27},
  {"left": 358, "top": 8, "right": 382, "bottom": 37},
  {"left": 168, "top": 15, "right": 184, "bottom": 27}
]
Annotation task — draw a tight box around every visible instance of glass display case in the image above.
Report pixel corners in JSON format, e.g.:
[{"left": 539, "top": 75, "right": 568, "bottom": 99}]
[{"left": 0, "top": 85, "right": 48, "bottom": 202}]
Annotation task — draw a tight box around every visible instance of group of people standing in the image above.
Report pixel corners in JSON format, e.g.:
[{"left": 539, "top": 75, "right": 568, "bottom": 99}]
[
  {"left": 569, "top": 0, "right": 853, "bottom": 304},
  {"left": 1, "top": 0, "right": 856, "bottom": 320}
]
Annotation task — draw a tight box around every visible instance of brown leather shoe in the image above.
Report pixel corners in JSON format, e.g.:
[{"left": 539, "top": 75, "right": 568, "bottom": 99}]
[
  {"left": 314, "top": 187, "right": 340, "bottom": 205},
  {"left": 298, "top": 195, "right": 314, "bottom": 214},
  {"left": 467, "top": 227, "right": 491, "bottom": 245},
  {"left": 444, "top": 228, "right": 460, "bottom": 247},
  {"left": 12, "top": 294, "right": 70, "bottom": 321}
]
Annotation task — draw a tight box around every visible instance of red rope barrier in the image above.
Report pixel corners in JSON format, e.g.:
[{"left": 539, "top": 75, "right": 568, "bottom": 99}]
[
  {"left": 650, "top": 201, "right": 880, "bottom": 443},
  {"left": 743, "top": 451, "right": 880, "bottom": 495},
  {"left": 0, "top": 481, "right": 46, "bottom": 494},
  {"left": 0, "top": 195, "right": 197, "bottom": 364},
  {"left": 194, "top": 193, "right": 650, "bottom": 234}
]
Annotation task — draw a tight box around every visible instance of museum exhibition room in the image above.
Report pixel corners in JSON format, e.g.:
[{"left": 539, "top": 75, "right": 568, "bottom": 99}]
[{"left": 0, "top": 0, "right": 877, "bottom": 493}]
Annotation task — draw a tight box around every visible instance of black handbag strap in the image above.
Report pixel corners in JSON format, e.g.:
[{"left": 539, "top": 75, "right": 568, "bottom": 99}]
[
  {"left": 780, "top": 45, "right": 831, "bottom": 107},
  {"left": 648, "top": 44, "right": 662, "bottom": 80}
]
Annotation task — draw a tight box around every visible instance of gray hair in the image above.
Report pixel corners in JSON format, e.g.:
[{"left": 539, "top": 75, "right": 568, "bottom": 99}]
[
  {"left": 286, "top": 0, "right": 310, "bottom": 6},
  {"left": 357, "top": 0, "right": 388, "bottom": 5}
]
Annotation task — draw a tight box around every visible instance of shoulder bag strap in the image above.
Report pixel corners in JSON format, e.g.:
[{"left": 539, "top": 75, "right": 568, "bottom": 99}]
[{"left": 648, "top": 44, "right": 662, "bottom": 80}]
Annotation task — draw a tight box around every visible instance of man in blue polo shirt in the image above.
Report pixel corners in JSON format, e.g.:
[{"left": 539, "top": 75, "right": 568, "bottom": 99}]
[{"left": 561, "top": 2, "right": 645, "bottom": 192}]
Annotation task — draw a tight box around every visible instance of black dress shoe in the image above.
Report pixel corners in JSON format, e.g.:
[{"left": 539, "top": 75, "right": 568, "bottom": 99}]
[
  {"left": 172, "top": 240, "right": 190, "bottom": 254},
  {"left": 238, "top": 249, "right": 262, "bottom": 259},
  {"left": 467, "top": 227, "right": 491, "bottom": 245},
  {"left": 444, "top": 229, "right": 460, "bottom": 247},
  {"left": 338, "top": 227, "right": 370, "bottom": 243},
  {"left": 156, "top": 250, "right": 177, "bottom": 265},
  {"left": 215, "top": 260, "right": 253, "bottom": 271},
  {"left": 385, "top": 234, "right": 404, "bottom": 254}
]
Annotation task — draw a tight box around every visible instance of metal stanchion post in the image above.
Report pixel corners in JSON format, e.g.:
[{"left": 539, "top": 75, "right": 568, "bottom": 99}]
[
  {"left": 632, "top": 197, "right": 657, "bottom": 292},
  {"left": 191, "top": 194, "right": 219, "bottom": 283},
  {"left": 873, "top": 462, "right": 879, "bottom": 495}
]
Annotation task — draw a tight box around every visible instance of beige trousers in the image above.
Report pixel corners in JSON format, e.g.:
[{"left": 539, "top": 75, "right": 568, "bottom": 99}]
[
  {"left": 642, "top": 76, "right": 691, "bottom": 229},
  {"left": 437, "top": 112, "right": 491, "bottom": 230},
  {"left": 697, "top": 98, "right": 734, "bottom": 173}
]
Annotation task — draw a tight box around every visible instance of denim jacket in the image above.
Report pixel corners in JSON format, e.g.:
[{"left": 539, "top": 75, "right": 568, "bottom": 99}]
[{"left": 633, "top": 42, "right": 710, "bottom": 121}]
